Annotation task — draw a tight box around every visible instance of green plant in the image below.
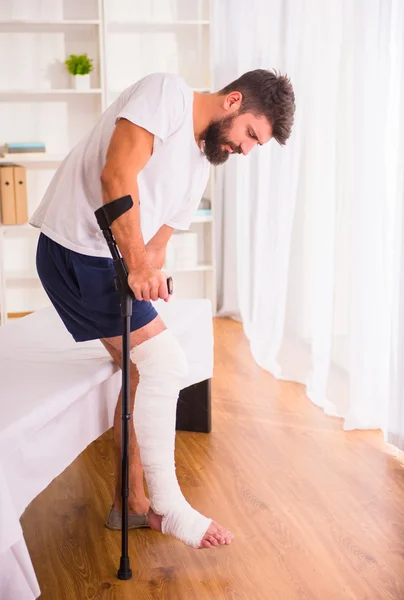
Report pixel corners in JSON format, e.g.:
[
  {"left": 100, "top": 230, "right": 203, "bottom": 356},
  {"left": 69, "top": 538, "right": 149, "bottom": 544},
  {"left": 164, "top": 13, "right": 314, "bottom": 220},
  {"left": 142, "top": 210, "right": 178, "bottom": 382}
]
[{"left": 65, "top": 53, "right": 93, "bottom": 76}]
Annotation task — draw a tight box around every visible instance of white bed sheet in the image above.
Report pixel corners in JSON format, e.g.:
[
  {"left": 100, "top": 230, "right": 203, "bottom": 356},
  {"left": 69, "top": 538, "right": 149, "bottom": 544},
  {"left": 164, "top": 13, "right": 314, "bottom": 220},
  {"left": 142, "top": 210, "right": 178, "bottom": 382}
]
[{"left": 0, "top": 298, "right": 213, "bottom": 600}]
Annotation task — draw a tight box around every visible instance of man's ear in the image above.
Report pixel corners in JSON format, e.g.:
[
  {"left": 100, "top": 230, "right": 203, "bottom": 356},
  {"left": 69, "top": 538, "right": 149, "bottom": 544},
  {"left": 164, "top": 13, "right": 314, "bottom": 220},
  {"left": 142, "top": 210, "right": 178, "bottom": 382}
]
[{"left": 223, "top": 91, "right": 242, "bottom": 113}]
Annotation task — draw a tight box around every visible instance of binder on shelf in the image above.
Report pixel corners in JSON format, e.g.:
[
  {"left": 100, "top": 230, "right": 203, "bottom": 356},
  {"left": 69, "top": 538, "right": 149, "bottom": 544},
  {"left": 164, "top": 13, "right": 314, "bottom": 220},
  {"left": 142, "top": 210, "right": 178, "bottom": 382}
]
[
  {"left": 0, "top": 165, "right": 16, "bottom": 224},
  {"left": 13, "top": 165, "right": 28, "bottom": 224},
  {"left": 0, "top": 163, "right": 28, "bottom": 225}
]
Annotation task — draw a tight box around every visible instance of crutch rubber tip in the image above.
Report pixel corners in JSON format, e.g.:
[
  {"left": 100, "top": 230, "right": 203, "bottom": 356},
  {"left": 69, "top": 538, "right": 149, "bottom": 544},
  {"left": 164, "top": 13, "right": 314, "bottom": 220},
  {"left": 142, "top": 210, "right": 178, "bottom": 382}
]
[{"left": 117, "top": 558, "right": 132, "bottom": 580}]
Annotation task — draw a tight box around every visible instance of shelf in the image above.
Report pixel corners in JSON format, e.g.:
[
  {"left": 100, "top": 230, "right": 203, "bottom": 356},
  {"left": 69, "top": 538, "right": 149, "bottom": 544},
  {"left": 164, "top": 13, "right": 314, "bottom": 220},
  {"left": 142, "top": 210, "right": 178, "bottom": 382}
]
[
  {"left": 109, "top": 87, "right": 210, "bottom": 99},
  {"left": 5, "top": 270, "right": 39, "bottom": 282},
  {"left": 1, "top": 224, "right": 39, "bottom": 235},
  {"left": 167, "top": 264, "right": 213, "bottom": 273},
  {"left": 0, "top": 153, "right": 65, "bottom": 164},
  {"left": 0, "top": 20, "right": 100, "bottom": 26},
  {"left": 191, "top": 214, "right": 213, "bottom": 223},
  {"left": 0, "top": 89, "right": 102, "bottom": 96},
  {"left": 4, "top": 265, "right": 213, "bottom": 281},
  {"left": 108, "top": 20, "right": 210, "bottom": 27}
]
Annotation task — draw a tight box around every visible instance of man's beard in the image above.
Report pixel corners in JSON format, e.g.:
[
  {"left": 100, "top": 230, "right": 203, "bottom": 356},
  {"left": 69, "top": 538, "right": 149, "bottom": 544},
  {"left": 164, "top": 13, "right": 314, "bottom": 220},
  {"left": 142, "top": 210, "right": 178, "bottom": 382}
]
[{"left": 202, "top": 114, "right": 242, "bottom": 165}]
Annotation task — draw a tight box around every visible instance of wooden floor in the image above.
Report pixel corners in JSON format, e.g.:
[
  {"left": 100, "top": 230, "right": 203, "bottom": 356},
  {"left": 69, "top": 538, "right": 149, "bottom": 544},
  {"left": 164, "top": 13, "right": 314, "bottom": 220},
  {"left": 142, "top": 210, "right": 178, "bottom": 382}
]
[{"left": 22, "top": 318, "right": 404, "bottom": 600}]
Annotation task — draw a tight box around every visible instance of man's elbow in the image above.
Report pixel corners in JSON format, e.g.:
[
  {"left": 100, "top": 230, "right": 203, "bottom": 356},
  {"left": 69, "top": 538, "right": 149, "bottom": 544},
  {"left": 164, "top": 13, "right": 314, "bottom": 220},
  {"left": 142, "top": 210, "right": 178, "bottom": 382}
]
[
  {"left": 100, "top": 164, "right": 117, "bottom": 196},
  {"left": 100, "top": 163, "right": 135, "bottom": 204}
]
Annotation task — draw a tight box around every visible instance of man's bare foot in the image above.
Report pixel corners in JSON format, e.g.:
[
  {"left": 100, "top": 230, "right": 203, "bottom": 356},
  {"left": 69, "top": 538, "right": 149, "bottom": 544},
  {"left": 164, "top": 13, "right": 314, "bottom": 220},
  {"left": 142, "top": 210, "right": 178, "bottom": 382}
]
[{"left": 147, "top": 508, "right": 234, "bottom": 548}]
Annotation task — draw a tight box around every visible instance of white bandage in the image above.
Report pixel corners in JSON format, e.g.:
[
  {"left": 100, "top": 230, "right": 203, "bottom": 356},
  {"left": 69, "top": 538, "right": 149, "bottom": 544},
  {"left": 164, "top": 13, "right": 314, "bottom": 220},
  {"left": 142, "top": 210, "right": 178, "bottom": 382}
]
[{"left": 130, "top": 329, "right": 212, "bottom": 548}]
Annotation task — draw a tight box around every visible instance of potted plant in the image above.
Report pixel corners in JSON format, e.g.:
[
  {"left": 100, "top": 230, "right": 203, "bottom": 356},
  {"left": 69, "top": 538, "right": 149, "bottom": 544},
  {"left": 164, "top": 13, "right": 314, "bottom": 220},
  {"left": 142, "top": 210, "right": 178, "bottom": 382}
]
[{"left": 65, "top": 53, "right": 94, "bottom": 91}]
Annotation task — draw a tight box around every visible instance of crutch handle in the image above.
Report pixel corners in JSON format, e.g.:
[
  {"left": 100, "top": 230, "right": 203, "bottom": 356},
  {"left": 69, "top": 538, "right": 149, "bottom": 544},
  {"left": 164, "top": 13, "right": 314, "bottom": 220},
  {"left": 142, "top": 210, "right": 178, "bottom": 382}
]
[
  {"left": 167, "top": 276, "right": 173, "bottom": 295},
  {"left": 95, "top": 197, "right": 174, "bottom": 300}
]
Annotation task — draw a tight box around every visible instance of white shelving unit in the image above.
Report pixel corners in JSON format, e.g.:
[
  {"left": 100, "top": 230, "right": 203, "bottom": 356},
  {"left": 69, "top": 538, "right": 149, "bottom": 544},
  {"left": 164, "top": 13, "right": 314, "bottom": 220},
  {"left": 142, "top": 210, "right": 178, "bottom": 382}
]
[
  {"left": 0, "top": 0, "right": 106, "bottom": 324},
  {"left": 0, "top": 0, "right": 216, "bottom": 324},
  {"left": 102, "top": 0, "right": 216, "bottom": 311}
]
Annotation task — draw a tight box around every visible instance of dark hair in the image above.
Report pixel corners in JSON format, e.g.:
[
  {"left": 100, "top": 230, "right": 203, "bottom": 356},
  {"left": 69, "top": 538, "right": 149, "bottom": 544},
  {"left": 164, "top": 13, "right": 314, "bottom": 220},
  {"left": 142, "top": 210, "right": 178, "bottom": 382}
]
[{"left": 219, "top": 69, "right": 295, "bottom": 146}]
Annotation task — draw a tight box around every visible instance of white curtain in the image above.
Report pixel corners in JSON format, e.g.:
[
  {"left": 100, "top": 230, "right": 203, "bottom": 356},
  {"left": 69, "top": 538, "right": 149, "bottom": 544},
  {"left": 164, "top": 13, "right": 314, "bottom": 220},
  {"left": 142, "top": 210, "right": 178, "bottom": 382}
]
[{"left": 212, "top": 0, "right": 404, "bottom": 450}]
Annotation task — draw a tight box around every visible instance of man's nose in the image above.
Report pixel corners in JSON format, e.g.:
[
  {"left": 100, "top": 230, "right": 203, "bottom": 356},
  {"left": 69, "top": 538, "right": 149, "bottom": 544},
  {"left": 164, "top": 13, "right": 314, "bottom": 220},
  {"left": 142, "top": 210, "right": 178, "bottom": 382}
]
[{"left": 240, "top": 140, "right": 257, "bottom": 155}]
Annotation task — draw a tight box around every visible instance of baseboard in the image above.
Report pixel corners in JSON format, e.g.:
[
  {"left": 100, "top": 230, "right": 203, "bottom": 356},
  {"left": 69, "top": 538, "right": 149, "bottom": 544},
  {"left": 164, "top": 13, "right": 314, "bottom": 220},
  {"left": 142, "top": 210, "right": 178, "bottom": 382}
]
[{"left": 7, "top": 311, "right": 33, "bottom": 319}]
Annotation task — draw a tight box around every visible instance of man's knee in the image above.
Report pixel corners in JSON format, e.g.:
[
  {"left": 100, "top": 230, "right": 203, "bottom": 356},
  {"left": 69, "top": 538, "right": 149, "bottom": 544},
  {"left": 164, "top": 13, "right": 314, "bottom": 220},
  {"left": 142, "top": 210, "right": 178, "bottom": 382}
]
[{"left": 130, "top": 329, "right": 188, "bottom": 381}]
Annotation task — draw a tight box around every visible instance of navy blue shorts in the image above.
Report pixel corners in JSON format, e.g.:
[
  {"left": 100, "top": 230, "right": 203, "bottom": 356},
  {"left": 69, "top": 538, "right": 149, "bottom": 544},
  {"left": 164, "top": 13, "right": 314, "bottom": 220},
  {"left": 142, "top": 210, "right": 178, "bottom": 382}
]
[{"left": 36, "top": 233, "right": 158, "bottom": 342}]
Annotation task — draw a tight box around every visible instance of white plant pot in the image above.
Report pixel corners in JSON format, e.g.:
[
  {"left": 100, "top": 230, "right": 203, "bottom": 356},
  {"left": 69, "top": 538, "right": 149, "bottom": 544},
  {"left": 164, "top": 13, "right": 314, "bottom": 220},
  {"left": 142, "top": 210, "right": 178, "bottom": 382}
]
[{"left": 73, "top": 74, "right": 90, "bottom": 91}]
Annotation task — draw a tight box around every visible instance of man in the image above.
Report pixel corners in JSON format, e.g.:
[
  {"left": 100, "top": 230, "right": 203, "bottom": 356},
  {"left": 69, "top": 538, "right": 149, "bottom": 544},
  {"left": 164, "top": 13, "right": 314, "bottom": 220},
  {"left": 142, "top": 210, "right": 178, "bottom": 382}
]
[{"left": 31, "top": 69, "right": 295, "bottom": 549}]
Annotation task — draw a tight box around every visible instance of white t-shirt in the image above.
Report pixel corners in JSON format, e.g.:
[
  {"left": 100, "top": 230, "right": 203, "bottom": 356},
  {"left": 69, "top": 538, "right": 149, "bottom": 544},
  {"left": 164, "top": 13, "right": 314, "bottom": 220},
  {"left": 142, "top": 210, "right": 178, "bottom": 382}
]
[{"left": 30, "top": 73, "right": 210, "bottom": 257}]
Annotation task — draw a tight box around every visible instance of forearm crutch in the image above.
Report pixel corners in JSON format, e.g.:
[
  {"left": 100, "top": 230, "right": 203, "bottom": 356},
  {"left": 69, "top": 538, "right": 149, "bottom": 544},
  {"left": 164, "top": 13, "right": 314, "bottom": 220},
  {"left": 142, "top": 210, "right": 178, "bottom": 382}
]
[{"left": 94, "top": 196, "right": 173, "bottom": 580}]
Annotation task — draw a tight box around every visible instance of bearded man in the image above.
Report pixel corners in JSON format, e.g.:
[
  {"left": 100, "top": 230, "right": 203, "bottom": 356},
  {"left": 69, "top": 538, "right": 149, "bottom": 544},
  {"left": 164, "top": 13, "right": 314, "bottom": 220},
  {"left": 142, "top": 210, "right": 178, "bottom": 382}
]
[{"left": 31, "top": 69, "right": 295, "bottom": 549}]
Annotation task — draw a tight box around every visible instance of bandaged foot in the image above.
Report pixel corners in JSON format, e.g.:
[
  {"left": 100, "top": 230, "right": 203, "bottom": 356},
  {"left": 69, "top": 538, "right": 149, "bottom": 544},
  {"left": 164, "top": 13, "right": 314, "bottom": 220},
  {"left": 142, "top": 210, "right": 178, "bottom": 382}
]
[
  {"left": 131, "top": 329, "right": 233, "bottom": 549},
  {"left": 147, "top": 509, "right": 234, "bottom": 548}
]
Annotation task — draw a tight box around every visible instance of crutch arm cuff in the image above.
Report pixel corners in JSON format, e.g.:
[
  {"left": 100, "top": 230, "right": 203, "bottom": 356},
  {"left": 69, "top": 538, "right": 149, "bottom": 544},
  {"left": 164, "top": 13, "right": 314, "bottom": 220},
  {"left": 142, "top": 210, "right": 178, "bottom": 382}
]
[{"left": 95, "top": 195, "right": 134, "bottom": 231}]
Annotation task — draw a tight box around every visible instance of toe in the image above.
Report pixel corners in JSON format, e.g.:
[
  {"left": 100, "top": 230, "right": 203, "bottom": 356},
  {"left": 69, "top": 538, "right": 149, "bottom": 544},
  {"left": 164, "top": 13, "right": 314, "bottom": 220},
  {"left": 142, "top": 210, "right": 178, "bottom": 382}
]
[
  {"left": 200, "top": 521, "right": 233, "bottom": 548},
  {"left": 207, "top": 535, "right": 219, "bottom": 547},
  {"left": 220, "top": 528, "right": 233, "bottom": 544},
  {"left": 212, "top": 532, "right": 226, "bottom": 545}
]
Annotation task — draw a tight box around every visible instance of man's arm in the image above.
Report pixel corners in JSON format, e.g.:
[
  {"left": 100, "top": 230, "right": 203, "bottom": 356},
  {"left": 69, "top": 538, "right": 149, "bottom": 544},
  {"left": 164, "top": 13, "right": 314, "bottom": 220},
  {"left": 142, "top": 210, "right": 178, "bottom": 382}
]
[
  {"left": 146, "top": 225, "right": 174, "bottom": 269},
  {"left": 100, "top": 119, "right": 168, "bottom": 302}
]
